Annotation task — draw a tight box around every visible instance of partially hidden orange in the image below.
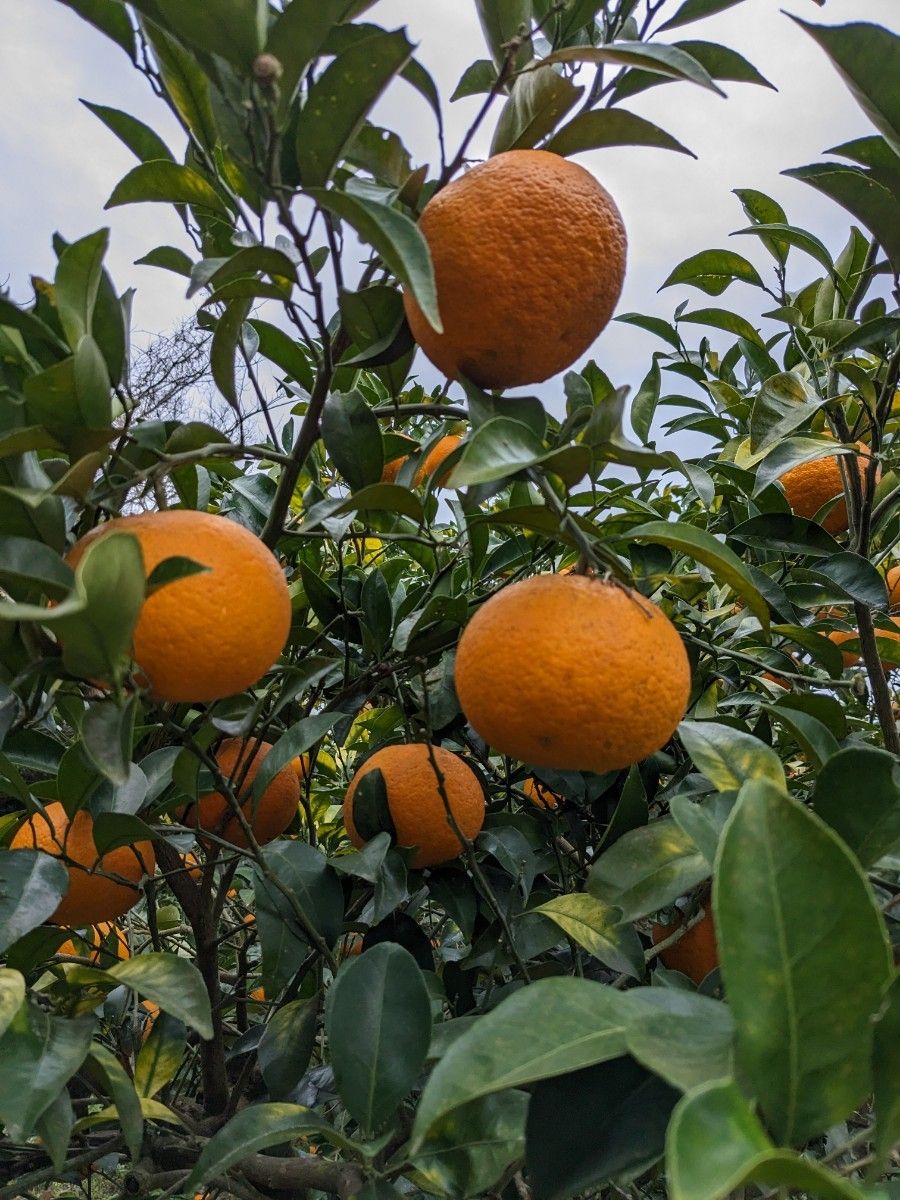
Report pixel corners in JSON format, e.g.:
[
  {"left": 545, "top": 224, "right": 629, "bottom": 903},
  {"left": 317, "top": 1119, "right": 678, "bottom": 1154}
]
[
  {"left": 11, "top": 803, "right": 155, "bottom": 926},
  {"left": 651, "top": 905, "right": 718, "bottom": 985},
  {"left": 343, "top": 743, "right": 485, "bottom": 869},
  {"left": 403, "top": 150, "right": 626, "bottom": 390},
  {"left": 66, "top": 510, "right": 291, "bottom": 703},
  {"left": 523, "top": 778, "right": 560, "bottom": 811},
  {"left": 57, "top": 921, "right": 129, "bottom": 963},
  {"left": 777, "top": 445, "right": 871, "bottom": 534},
  {"left": 180, "top": 738, "right": 300, "bottom": 849},
  {"left": 454, "top": 575, "right": 690, "bottom": 773},
  {"left": 382, "top": 435, "right": 462, "bottom": 487}
]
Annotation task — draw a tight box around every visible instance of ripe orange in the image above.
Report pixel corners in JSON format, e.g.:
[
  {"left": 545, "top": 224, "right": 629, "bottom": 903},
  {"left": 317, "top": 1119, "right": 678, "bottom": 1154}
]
[
  {"left": 829, "top": 620, "right": 900, "bottom": 670},
  {"left": 248, "top": 986, "right": 265, "bottom": 1003},
  {"left": 403, "top": 150, "right": 626, "bottom": 390},
  {"left": 522, "top": 778, "right": 560, "bottom": 811},
  {"left": 291, "top": 754, "right": 310, "bottom": 781},
  {"left": 182, "top": 851, "right": 203, "bottom": 882},
  {"left": 11, "top": 803, "right": 155, "bottom": 926},
  {"left": 454, "top": 575, "right": 690, "bottom": 773},
  {"left": 180, "top": 738, "right": 300, "bottom": 849},
  {"left": 343, "top": 743, "right": 485, "bottom": 868},
  {"left": 886, "top": 564, "right": 900, "bottom": 608},
  {"left": 66, "top": 510, "right": 291, "bottom": 703},
  {"left": 651, "top": 905, "right": 718, "bottom": 985},
  {"left": 382, "top": 435, "right": 462, "bottom": 487},
  {"left": 777, "top": 446, "right": 869, "bottom": 534},
  {"left": 141, "top": 999, "right": 160, "bottom": 1042},
  {"left": 57, "top": 921, "right": 129, "bottom": 963}
]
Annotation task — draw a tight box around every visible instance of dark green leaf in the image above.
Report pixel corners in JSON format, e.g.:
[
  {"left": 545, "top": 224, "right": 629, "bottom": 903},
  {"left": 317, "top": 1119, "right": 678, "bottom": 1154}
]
[
  {"left": 749, "top": 371, "right": 822, "bottom": 453},
  {"left": 137, "top": 0, "right": 265, "bottom": 68},
  {"left": 295, "top": 29, "right": 414, "bottom": 188},
  {"left": 714, "top": 779, "right": 893, "bottom": 1144},
  {"left": 475, "top": 0, "right": 532, "bottom": 72},
  {"left": 491, "top": 63, "right": 581, "bottom": 154},
  {"left": 186, "top": 1103, "right": 330, "bottom": 1189},
  {"left": 547, "top": 108, "right": 694, "bottom": 157},
  {"left": 258, "top": 997, "right": 319, "bottom": 1101},
  {"left": 872, "top": 978, "right": 900, "bottom": 1175},
  {"left": 135, "top": 245, "right": 194, "bottom": 277},
  {"left": 658, "top": 0, "right": 746, "bottom": 32},
  {"left": 587, "top": 819, "right": 709, "bottom": 922},
  {"left": 451, "top": 59, "right": 497, "bottom": 101},
  {"left": 0, "top": 535, "right": 73, "bottom": 599},
  {"left": 542, "top": 44, "right": 725, "bottom": 95},
  {"left": 679, "top": 306, "right": 763, "bottom": 346},
  {"left": 56, "top": 0, "right": 135, "bottom": 57},
  {"left": 321, "top": 390, "right": 385, "bottom": 492},
  {"left": 81, "top": 101, "right": 174, "bottom": 163},
  {"left": 813, "top": 747, "right": 900, "bottom": 868},
  {"left": 82, "top": 700, "right": 134, "bottom": 786},
  {"left": 784, "top": 163, "right": 900, "bottom": 274},
  {"left": 105, "top": 161, "right": 229, "bottom": 216},
  {"left": 630, "top": 355, "right": 661, "bottom": 442},
  {"left": 327, "top": 943, "right": 431, "bottom": 1132},
  {"left": 0, "top": 1005, "right": 94, "bottom": 1139},
  {"left": 210, "top": 299, "right": 252, "bottom": 410},
  {"left": 413, "top": 1091, "right": 528, "bottom": 1200},
  {"left": 87, "top": 1044, "right": 143, "bottom": 1160},
  {"left": 662, "top": 249, "right": 763, "bottom": 296},
  {"left": 55, "top": 228, "right": 108, "bottom": 350},
  {"left": 0, "top": 850, "right": 69, "bottom": 955},
  {"left": 266, "top": 0, "right": 358, "bottom": 124}
]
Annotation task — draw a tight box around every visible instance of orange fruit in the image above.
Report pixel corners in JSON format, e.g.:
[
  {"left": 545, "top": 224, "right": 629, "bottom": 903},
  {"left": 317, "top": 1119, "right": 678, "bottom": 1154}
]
[
  {"left": 248, "top": 986, "right": 265, "bottom": 1003},
  {"left": 886, "top": 564, "right": 900, "bottom": 608},
  {"left": 651, "top": 905, "right": 718, "bottom": 985},
  {"left": 57, "top": 921, "right": 129, "bottom": 963},
  {"left": 66, "top": 510, "right": 291, "bottom": 703},
  {"left": 180, "top": 738, "right": 300, "bottom": 849},
  {"left": 343, "top": 743, "right": 485, "bottom": 869},
  {"left": 777, "top": 446, "right": 870, "bottom": 534},
  {"left": 454, "top": 575, "right": 690, "bottom": 773},
  {"left": 182, "top": 852, "right": 203, "bottom": 882},
  {"left": 403, "top": 150, "right": 626, "bottom": 390},
  {"left": 522, "top": 778, "right": 560, "bottom": 811},
  {"left": 291, "top": 754, "right": 310, "bottom": 781},
  {"left": 141, "top": 999, "right": 160, "bottom": 1042},
  {"left": 382, "top": 435, "right": 462, "bottom": 487},
  {"left": 829, "top": 620, "right": 900, "bottom": 670},
  {"left": 340, "top": 933, "right": 363, "bottom": 959},
  {"left": 760, "top": 670, "right": 790, "bottom": 689},
  {"left": 11, "top": 803, "right": 155, "bottom": 926}
]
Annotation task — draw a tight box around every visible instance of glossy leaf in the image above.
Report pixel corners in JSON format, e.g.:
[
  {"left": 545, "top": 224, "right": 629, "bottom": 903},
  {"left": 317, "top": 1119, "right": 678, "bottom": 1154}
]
[
  {"left": 0, "top": 1005, "right": 94, "bottom": 1139},
  {"left": 714, "top": 779, "right": 893, "bottom": 1144},
  {"left": 624, "top": 989, "right": 734, "bottom": 1092},
  {"left": 81, "top": 101, "right": 173, "bottom": 163},
  {"left": 321, "top": 390, "right": 384, "bottom": 491},
  {"left": 136, "top": 0, "right": 265, "bottom": 68},
  {"left": 266, "top": 0, "right": 358, "bottom": 121},
  {"left": 658, "top": 0, "right": 747, "bottom": 32},
  {"left": 134, "top": 1011, "right": 185, "bottom": 1098},
  {"left": 526, "top": 1059, "right": 677, "bottom": 1200},
  {"left": 588, "top": 819, "right": 709, "bottom": 922},
  {"left": 108, "top": 954, "right": 213, "bottom": 1039},
  {"left": 0, "top": 849, "right": 69, "bottom": 955},
  {"left": 678, "top": 720, "right": 785, "bottom": 792},
  {"left": 327, "top": 943, "right": 431, "bottom": 1132},
  {"left": 258, "top": 997, "right": 319, "bottom": 1101},
  {"left": 547, "top": 107, "right": 694, "bottom": 157},
  {"left": 532, "top": 894, "right": 644, "bottom": 977},
  {"left": 812, "top": 747, "right": 900, "bottom": 867},
  {"left": 310, "top": 188, "right": 442, "bottom": 333},
  {"left": 448, "top": 418, "right": 589, "bottom": 488},
  {"left": 491, "top": 63, "right": 581, "bottom": 154},
  {"left": 413, "top": 1091, "right": 528, "bottom": 1199},
  {"left": 662, "top": 249, "right": 762, "bottom": 296},
  {"left": 105, "top": 161, "right": 229, "bottom": 216},
  {"left": 784, "top": 162, "right": 900, "bottom": 274},
  {"left": 55, "top": 228, "right": 109, "bottom": 349},
  {"left": 475, "top": 0, "right": 532, "bottom": 71},
  {"left": 186, "top": 1103, "right": 330, "bottom": 1189},
  {"left": 541, "top": 44, "right": 724, "bottom": 95},
  {"left": 87, "top": 1044, "right": 143, "bottom": 1160}
]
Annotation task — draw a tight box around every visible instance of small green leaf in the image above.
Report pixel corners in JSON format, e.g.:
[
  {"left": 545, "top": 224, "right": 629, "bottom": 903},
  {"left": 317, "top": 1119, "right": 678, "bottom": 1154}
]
[
  {"left": 662, "top": 249, "right": 763, "bottom": 296},
  {"left": 134, "top": 1011, "right": 185, "bottom": 1098},
  {"left": 532, "top": 894, "right": 644, "bottom": 977},
  {"left": 258, "top": 998, "right": 319, "bottom": 1101},
  {"left": 266, "top": 0, "right": 358, "bottom": 124},
  {"left": 108, "top": 954, "right": 213, "bottom": 1040},
  {"left": 630, "top": 355, "right": 661, "bottom": 443},
  {"left": 55, "top": 228, "right": 108, "bottom": 350},
  {"left": 587, "top": 819, "right": 709, "bottom": 922},
  {"left": 547, "top": 108, "right": 695, "bottom": 157},
  {"left": 321, "top": 390, "right": 384, "bottom": 491},
  {"left": 56, "top": 0, "right": 135, "bottom": 58},
  {"left": 310, "top": 188, "right": 442, "bottom": 333},
  {"left": 0, "top": 849, "right": 69, "bottom": 955},
  {"left": 541, "top": 43, "right": 725, "bottom": 95},
  {"left": 82, "top": 699, "right": 134, "bottom": 786},
  {"left": 678, "top": 720, "right": 785, "bottom": 793},
  {"left": 186, "top": 1103, "right": 330, "bottom": 1190},
  {"left": 87, "top": 1044, "right": 143, "bottom": 1161},
  {"left": 679, "top": 306, "right": 763, "bottom": 346},
  {"left": 81, "top": 101, "right": 174, "bottom": 163},
  {"left": 295, "top": 29, "right": 414, "bottom": 188},
  {"left": 491, "top": 62, "right": 582, "bottom": 154},
  {"left": 210, "top": 299, "right": 252, "bottom": 410},
  {"left": 658, "top": 0, "right": 747, "bottom": 32},
  {"left": 105, "top": 161, "right": 229, "bottom": 217}
]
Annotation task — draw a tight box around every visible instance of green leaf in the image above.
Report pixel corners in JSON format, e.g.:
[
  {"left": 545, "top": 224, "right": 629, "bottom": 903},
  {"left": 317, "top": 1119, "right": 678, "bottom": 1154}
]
[
  {"left": 412, "top": 978, "right": 633, "bottom": 1148},
  {"left": 526, "top": 1059, "right": 677, "bottom": 1200},
  {"left": 81, "top": 101, "right": 174, "bottom": 163},
  {"left": 105, "top": 161, "right": 229, "bottom": 216},
  {"left": 321, "top": 390, "right": 384, "bottom": 491},
  {"left": 87, "top": 1045, "right": 143, "bottom": 1161},
  {"left": 310, "top": 188, "right": 442, "bottom": 333},
  {"left": 34, "top": 1087, "right": 74, "bottom": 1172},
  {"left": 108, "top": 953, "right": 213, "bottom": 1040},
  {"left": 812, "top": 747, "right": 900, "bottom": 868},
  {"left": 714, "top": 779, "right": 893, "bottom": 1145},
  {"left": 186, "top": 1103, "right": 329, "bottom": 1190},
  {"left": 791, "top": 18, "right": 900, "bottom": 157},
  {"left": 0, "top": 969, "right": 26, "bottom": 1041},
  {"left": 0, "top": 1005, "right": 94, "bottom": 1140},
  {"left": 546, "top": 108, "right": 694, "bottom": 157},
  {"left": 542, "top": 43, "right": 725, "bottom": 95},
  {"left": 630, "top": 355, "right": 661, "bottom": 443},
  {"left": 491, "top": 62, "right": 581, "bottom": 154},
  {"left": 327, "top": 943, "right": 431, "bottom": 1133},
  {"left": 82, "top": 699, "right": 134, "bottom": 786},
  {"left": 624, "top": 990, "right": 735, "bottom": 1092},
  {"left": 55, "top": 228, "right": 108, "bottom": 350},
  {"left": 137, "top": 0, "right": 265, "bottom": 69},
  {"left": 251, "top": 318, "right": 314, "bottom": 390},
  {"left": 749, "top": 371, "right": 823, "bottom": 454},
  {"left": 56, "top": 0, "right": 135, "bottom": 58},
  {"left": 0, "top": 535, "right": 73, "bottom": 599},
  {"left": 258, "top": 997, "right": 319, "bottom": 1101},
  {"left": 662, "top": 249, "right": 763, "bottom": 296},
  {"left": 266, "top": 0, "right": 358, "bottom": 124},
  {"left": 733, "top": 222, "right": 840, "bottom": 285},
  {"left": 532, "top": 894, "right": 644, "bottom": 977},
  {"left": 475, "top": 0, "right": 532, "bottom": 72},
  {"left": 251, "top": 711, "right": 344, "bottom": 801},
  {"left": 784, "top": 163, "right": 900, "bottom": 275},
  {"left": 626, "top": 520, "right": 770, "bottom": 630},
  {"left": 587, "top": 819, "right": 709, "bottom": 922},
  {"left": 451, "top": 59, "right": 497, "bottom": 101},
  {"left": 134, "top": 1011, "right": 185, "bottom": 1098},
  {"left": 872, "top": 978, "right": 900, "bottom": 1175},
  {"left": 413, "top": 1091, "right": 528, "bottom": 1200},
  {"left": 678, "top": 306, "right": 763, "bottom": 346},
  {"left": 670, "top": 793, "right": 736, "bottom": 867},
  {"left": 763, "top": 703, "right": 839, "bottom": 772},
  {"left": 448, "top": 418, "right": 588, "bottom": 488},
  {"left": 733, "top": 188, "right": 790, "bottom": 264},
  {"left": 210, "top": 299, "right": 251, "bottom": 410},
  {"left": 752, "top": 435, "right": 853, "bottom": 500},
  {"left": 140, "top": 23, "right": 218, "bottom": 151},
  {"left": 295, "top": 29, "right": 413, "bottom": 188},
  {"left": 678, "top": 720, "right": 785, "bottom": 792},
  {"left": 658, "top": 0, "right": 747, "bottom": 32},
  {"left": 666, "top": 1079, "right": 869, "bottom": 1200},
  {"left": 728, "top": 512, "right": 845, "bottom": 557},
  {"left": 146, "top": 554, "right": 211, "bottom": 594},
  {"left": 673, "top": 40, "right": 773, "bottom": 89},
  {"left": 0, "top": 849, "right": 69, "bottom": 955},
  {"left": 135, "top": 245, "right": 193, "bottom": 277}
]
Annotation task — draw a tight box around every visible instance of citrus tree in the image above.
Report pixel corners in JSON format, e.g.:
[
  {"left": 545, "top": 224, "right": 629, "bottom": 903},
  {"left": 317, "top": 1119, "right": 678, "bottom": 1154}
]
[{"left": 0, "top": 3, "right": 898, "bottom": 1200}]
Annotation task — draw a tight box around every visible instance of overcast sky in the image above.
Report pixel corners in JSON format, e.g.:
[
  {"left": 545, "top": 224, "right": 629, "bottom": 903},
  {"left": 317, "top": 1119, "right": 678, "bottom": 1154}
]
[{"left": 2, "top": 0, "right": 897, "bottom": 413}]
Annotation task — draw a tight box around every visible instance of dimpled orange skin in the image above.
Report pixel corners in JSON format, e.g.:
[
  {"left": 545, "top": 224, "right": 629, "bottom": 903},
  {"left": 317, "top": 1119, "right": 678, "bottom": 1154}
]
[
  {"left": 66, "top": 510, "right": 291, "bottom": 703},
  {"left": 343, "top": 743, "right": 485, "bottom": 869},
  {"left": 382, "top": 435, "right": 462, "bottom": 487},
  {"left": 181, "top": 738, "right": 300, "bottom": 849},
  {"left": 651, "top": 906, "right": 718, "bottom": 985},
  {"left": 454, "top": 575, "right": 690, "bottom": 773},
  {"left": 11, "top": 803, "right": 155, "bottom": 926},
  {"left": 777, "top": 447, "right": 870, "bottom": 534},
  {"left": 403, "top": 150, "right": 626, "bottom": 390}
]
